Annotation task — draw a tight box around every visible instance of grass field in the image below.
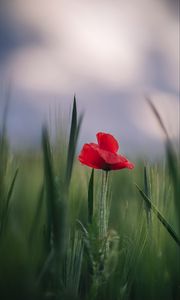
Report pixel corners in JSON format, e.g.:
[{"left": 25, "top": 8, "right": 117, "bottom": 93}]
[{"left": 0, "top": 98, "right": 179, "bottom": 300}]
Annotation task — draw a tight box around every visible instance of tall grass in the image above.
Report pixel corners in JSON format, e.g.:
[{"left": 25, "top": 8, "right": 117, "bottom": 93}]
[{"left": 0, "top": 97, "right": 179, "bottom": 300}]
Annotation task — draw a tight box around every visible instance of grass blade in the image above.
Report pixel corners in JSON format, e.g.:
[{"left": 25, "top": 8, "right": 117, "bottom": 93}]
[
  {"left": 29, "top": 185, "right": 44, "bottom": 246},
  {"left": 143, "top": 166, "right": 151, "bottom": 225},
  {"left": 42, "top": 125, "right": 56, "bottom": 250},
  {"left": 1, "top": 168, "right": 19, "bottom": 233},
  {"left": 147, "top": 98, "right": 180, "bottom": 233},
  {"left": 136, "top": 184, "right": 180, "bottom": 247},
  {"left": 66, "top": 96, "right": 83, "bottom": 188},
  {"left": 5, "top": 168, "right": 18, "bottom": 213},
  {"left": 146, "top": 97, "right": 169, "bottom": 138},
  {"left": 42, "top": 125, "right": 68, "bottom": 289},
  {"left": 66, "top": 96, "right": 77, "bottom": 186},
  {"left": 42, "top": 126, "right": 66, "bottom": 253},
  {"left": 88, "top": 169, "right": 94, "bottom": 224},
  {"left": 63, "top": 231, "right": 84, "bottom": 296}
]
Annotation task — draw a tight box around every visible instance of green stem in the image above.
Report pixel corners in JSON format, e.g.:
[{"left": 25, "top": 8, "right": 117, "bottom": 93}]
[{"left": 98, "top": 171, "right": 109, "bottom": 240}]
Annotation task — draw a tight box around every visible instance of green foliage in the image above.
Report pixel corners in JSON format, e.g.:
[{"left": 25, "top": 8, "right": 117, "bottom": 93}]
[{"left": 0, "top": 97, "right": 179, "bottom": 300}]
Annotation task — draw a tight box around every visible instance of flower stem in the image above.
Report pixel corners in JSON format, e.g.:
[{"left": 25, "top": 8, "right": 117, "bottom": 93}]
[{"left": 98, "top": 171, "right": 109, "bottom": 240}]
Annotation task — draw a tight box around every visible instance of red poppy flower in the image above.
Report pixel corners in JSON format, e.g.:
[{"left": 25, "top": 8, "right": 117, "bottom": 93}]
[{"left": 78, "top": 132, "right": 134, "bottom": 171}]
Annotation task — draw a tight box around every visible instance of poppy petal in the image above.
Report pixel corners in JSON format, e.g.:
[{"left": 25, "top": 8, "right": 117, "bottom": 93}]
[
  {"left": 96, "top": 148, "right": 122, "bottom": 164},
  {"left": 96, "top": 132, "right": 119, "bottom": 153},
  {"left": 110, "top": 159, "right": 135, "bottom": 170},
  {"left": 95, "top": 146, "right": 128, "bottom": 164},
  {"left": 96, "top": 149, "right": 134, "bottom": 170},
  {"left": 78, "top": 143, "right": 106, "bottom": 169}
]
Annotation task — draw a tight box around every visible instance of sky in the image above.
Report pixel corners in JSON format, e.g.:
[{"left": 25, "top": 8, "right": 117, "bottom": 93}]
[{"left": 0, "top": 0, "right": 179, "bottom": 157}]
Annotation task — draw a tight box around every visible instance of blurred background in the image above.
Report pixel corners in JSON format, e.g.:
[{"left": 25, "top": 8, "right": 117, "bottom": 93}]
[
  {"left": 0, "top": 3, "right": 180, "bottom": 300},
  {"left": 0, "top": 0, "right": 179, "bottom": 157}
]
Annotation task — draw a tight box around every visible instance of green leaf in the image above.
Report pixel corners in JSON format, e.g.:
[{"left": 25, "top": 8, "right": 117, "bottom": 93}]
[
  {"left": 42, "top": 126, "right": 61, "bottom": 253},
  {"left": 66, "top": 95, "right": 77, "bottom": 187},
  {"left": 88, "top": 169, "right": 94, "bottom": 224},
  {"left": 66, "top": 96, "right": 83, "bottom": 188},
  {"left": 42, "top": 125, "right": 67, "bottom": 282},
  {"left": 42, "top": 126, "right": 55, "bottom": 243},
  {"left": 136, "top": 184, "right": 180, "bottom": 247}
]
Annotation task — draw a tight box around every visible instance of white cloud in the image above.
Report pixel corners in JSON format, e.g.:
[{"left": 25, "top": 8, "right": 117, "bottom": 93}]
[{"left": 4, "top": 0, "right": 178, "bottom": 93}]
